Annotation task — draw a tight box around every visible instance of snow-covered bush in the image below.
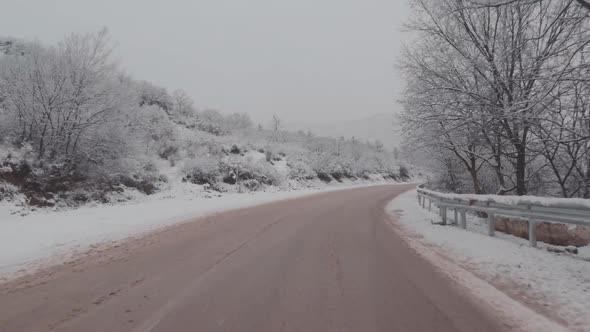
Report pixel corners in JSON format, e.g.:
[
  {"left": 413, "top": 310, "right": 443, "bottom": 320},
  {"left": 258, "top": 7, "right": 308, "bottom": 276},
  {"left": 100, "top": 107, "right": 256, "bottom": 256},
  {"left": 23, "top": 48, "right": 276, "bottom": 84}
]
[
  {"left": 229, "top": 159, "right": 284, "bottom": 187},
  {"left": 251, "top": 160, "right": 284, "bottom": 186},
  {"left": 0, "top": 181, "right": 22, "bottom": 202},
  {"left": 183, "top": 156, "right": 221, "bottom": 186},
  {"left": 195, "top": 109, "right": 230, "bottom": 136},
  {"left": 0, "top": 143, "right": 34, "bottom": 192},
  {"left": 241, "top": 179, "right": 262, "bottom": 191},
  {"left": 287, "top": 159, "right": 317, "bottom": 180}
]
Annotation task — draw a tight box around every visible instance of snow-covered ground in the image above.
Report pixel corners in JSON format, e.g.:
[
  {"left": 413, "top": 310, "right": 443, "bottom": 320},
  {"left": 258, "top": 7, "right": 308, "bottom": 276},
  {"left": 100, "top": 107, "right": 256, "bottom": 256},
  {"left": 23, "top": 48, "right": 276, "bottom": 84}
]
[
  {"left": 388, "top": 189, "right": 590, "bottom": 332},
  {"left": 0, "top": 179, "right": 400, "bottom": 282}
]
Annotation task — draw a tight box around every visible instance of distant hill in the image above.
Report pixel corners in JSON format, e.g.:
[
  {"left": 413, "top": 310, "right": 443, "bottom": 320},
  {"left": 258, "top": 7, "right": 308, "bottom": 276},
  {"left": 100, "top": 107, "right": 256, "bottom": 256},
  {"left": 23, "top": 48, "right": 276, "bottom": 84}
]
[
  {"left": 0, "top": 37, "right": 27, "bottom": 56},
  {"left": 287, "top": 113, "right": 401, "bottom": 149}
]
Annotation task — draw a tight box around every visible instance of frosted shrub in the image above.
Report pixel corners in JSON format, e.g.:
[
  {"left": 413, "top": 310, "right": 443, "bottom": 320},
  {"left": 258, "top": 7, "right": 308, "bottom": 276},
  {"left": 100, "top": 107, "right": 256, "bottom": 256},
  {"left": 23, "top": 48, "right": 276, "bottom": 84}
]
[
  {"left": 0, "top": 143, "right": 34, "bottom": 186},
  {"left": 287, "top": 159, "right": 316, "bottom": 180},
  {"left": 237, "top": 159, "right": 284, "bottom": 186},
  {"left": 183, "top": 156, "right": 221, "bottom": 185},
  {"left": 0, "top": 181, "right": 23, "bottom": 202}
]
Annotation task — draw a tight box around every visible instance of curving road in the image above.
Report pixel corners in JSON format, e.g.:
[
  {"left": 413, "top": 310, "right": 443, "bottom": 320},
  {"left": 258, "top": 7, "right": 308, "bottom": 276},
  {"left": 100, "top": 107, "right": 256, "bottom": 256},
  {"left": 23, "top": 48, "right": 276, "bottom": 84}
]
[{"left": 0, "top": 184, "right": 507, "bottom": 332}]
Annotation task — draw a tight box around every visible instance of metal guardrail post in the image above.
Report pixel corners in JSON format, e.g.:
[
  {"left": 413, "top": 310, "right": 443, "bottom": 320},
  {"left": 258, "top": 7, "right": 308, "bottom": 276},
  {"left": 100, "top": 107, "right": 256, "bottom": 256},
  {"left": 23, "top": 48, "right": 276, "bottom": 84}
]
[
  {"left": 460, "top": 210, "right": 467, "bottom": 229},
  {"left": 441, "top": 206, "right": 447, "bottom": 225},
  {"left": 487, "top": 211, "right": 495, "bottom": 236},
  {"left": 453, "top": 208, "right": 458, "bottom": 225},
  {"left": 527, "top": 205, "right": 537, "bottom": 247},
  {"left": 529, "top": 220, "right": 537, "bottom": 247}
]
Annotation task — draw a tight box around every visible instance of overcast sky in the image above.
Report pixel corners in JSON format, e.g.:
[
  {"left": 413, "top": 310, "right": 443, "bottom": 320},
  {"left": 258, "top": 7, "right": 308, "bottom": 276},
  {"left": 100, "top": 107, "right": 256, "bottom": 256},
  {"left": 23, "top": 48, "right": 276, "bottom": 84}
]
[{"left": 1, "top": 0, "right": 411, "bottom": 128}]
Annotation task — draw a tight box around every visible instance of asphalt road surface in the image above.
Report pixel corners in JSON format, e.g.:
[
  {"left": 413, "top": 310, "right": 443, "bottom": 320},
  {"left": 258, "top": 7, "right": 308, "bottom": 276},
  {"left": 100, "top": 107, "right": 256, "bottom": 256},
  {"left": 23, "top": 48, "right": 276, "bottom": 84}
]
[{"left": 0, "top": 184, "right": 508, "bottom": 332}]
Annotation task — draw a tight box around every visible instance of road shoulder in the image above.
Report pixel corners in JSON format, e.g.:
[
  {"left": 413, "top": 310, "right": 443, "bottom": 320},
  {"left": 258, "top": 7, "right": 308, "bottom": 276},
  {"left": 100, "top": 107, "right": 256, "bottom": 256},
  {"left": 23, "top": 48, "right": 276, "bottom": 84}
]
[{"left": 386, "top": 189, "right": 578, "bottom": 332}]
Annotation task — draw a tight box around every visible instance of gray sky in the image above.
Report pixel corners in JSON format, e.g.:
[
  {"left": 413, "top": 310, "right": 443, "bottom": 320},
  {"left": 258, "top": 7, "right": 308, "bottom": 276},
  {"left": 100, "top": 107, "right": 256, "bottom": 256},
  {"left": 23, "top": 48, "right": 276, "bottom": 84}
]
[{"left": 1, "top": 0, "right": 410, "bottom": 128}]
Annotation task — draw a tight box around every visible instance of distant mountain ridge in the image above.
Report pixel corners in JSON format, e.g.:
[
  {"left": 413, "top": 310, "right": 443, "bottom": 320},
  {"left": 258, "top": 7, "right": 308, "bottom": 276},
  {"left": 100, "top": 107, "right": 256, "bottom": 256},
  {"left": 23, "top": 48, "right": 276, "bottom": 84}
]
[{"left": 287, "top": 113, "right": 401, "bottom": 149}]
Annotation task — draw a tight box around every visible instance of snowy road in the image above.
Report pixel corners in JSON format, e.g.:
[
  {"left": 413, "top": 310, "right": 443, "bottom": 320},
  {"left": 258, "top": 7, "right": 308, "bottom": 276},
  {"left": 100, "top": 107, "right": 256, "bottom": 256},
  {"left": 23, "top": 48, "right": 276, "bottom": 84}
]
[{"left": 0, "top": 184, "right": 512, "bottom": 332}]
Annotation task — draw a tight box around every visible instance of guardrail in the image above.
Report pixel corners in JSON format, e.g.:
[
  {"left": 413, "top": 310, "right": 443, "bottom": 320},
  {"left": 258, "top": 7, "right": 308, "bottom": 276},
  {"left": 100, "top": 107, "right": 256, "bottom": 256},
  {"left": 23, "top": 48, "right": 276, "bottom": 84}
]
[{"left": 416, "top": 185, "right": 590, "bottom": 247}]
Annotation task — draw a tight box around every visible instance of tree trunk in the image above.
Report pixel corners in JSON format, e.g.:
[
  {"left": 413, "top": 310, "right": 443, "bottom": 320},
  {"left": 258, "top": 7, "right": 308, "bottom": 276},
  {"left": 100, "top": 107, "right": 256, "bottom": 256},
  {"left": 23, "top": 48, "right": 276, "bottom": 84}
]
[
  {"left": 584, "top": 162, "right": 590, "bottom": 199},
  {"left": 469, "top": 169, "right": 483, "bottom": 194},
  {"left": 515, "top": 145, "right": 527, "bottom": 196}
]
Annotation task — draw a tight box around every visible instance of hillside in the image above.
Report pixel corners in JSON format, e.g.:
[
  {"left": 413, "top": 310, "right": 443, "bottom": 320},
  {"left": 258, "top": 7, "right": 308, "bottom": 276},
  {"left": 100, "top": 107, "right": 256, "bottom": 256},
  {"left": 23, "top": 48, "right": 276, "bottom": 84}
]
[{"left": 0, "top": 31, "right": 407, "bottom": 213}]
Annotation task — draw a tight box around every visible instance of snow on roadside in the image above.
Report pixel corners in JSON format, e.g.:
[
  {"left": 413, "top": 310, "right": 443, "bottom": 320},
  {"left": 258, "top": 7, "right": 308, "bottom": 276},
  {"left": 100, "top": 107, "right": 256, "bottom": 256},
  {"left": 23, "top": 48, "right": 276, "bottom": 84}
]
[
  {"left": 0, "top": 180, "right": 400, "bottom": 282},
  {"left": 387, "top": 189, "right": 590, "bottom": 332}
]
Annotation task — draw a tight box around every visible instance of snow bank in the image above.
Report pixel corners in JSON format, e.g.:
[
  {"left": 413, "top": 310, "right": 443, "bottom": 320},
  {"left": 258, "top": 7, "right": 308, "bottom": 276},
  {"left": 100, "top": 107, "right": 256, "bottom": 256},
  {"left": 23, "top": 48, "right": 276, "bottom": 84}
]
[
  {"left": 388, "top": 189, "right": 590, "bottom": 332},
  {"left": 0, "top": 180, "right": 399, "bottom": 282}
]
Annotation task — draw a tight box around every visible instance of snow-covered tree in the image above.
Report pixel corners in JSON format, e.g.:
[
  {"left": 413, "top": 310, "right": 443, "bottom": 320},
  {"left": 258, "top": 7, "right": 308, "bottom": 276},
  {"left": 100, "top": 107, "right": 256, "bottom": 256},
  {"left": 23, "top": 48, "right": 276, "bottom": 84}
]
[
  {"left": 0, "top": 28, "right": 129, "bottom": 165},
  {"left": 400, "top": 0, "right": 590, "bottom": 197}
]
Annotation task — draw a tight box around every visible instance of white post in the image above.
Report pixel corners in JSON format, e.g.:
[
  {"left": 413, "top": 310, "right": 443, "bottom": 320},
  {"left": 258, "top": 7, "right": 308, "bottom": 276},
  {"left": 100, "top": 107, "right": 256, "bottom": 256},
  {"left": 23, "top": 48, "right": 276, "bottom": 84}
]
[
  {"left": 529, "top": 220, "right": 537, "bottom": 247},
  {"left": 487, "top": 212, "right": 495, "bottom": 236},
  {"left": 428, "top": 199, "right": 432, "bottom": 212},
  {"left": 528, "top": 205, "right": 537, "bottom": 247},
  {"left": 460, "top": 210, "right": 467, "bottom": 229}
]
